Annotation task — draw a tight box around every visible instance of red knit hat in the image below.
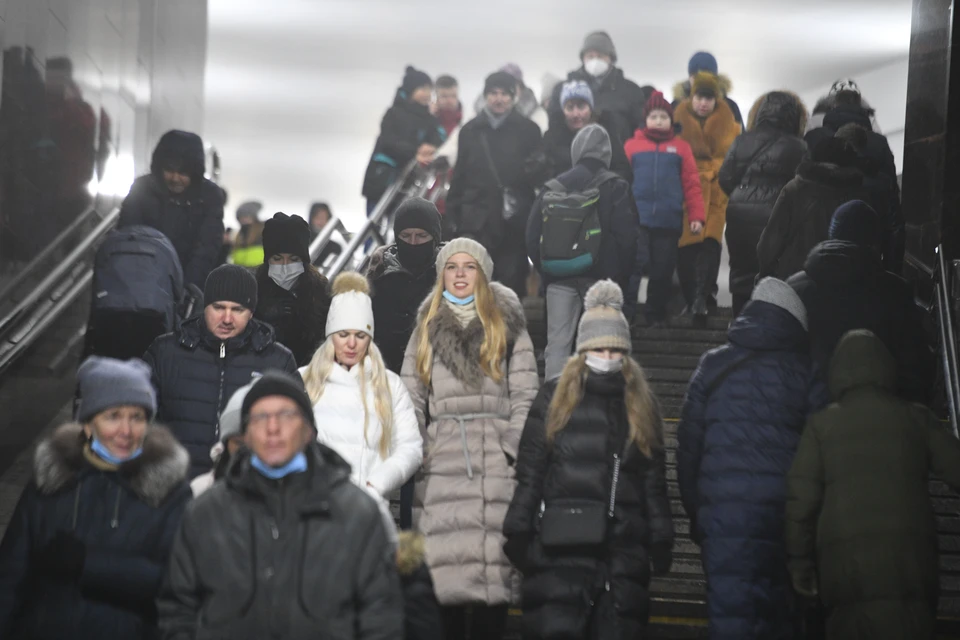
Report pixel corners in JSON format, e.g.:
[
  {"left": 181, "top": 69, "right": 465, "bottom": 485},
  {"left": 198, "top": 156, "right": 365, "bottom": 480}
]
[{"left": 644, "top": 91, "right": 673, "bottom": 121}]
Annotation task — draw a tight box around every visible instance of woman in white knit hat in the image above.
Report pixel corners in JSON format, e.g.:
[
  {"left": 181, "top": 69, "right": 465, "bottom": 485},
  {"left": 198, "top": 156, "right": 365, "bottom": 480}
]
[
  {"left": 400, "top": 237, "right": 540, "bottom": 640},
  {"left": 300, "top": 272, "right": 422, "bottom": 505}
]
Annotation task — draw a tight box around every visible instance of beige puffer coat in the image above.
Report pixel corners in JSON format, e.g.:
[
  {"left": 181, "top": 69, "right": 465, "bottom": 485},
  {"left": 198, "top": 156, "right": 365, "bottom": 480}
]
[{"left": 401, "top": 282, "right": 540, "bottom": 606}]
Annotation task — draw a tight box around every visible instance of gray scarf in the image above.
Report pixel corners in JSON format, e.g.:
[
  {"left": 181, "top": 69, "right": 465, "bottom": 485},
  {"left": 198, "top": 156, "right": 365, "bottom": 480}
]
[{"left": 483, "top": 105, "right": 511, "bottom": 130}]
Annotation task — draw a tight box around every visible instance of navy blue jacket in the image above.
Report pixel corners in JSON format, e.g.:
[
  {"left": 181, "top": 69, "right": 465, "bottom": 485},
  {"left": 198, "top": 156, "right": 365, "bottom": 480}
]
[{"left": 676, "top": 300, "right": 828, "bottom": 640}]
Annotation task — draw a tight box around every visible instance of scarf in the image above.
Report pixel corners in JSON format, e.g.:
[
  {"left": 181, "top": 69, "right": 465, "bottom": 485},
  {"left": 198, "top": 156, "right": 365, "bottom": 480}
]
[
  {"left": 437, "top": 106, "right": 462, "bottom": 136},
  {"left": 444, "top": 297, "right": 478, "bottom": 327},
  {"left": 643, "top": 127, "right": 675, "bottom": 143},
  {"left": 483, "top": 105, "right": 510, "bottom": 130}
]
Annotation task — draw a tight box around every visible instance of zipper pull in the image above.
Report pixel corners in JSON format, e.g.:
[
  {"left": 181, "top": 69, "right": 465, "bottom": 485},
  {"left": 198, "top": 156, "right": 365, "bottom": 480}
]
[{"left": 220, "top": 342, "right": 225, "bottom": 358}]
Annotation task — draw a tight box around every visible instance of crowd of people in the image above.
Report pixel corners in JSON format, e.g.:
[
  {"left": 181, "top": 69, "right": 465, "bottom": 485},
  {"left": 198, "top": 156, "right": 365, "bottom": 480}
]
[{"left": 0, "top": 28, "right": 948, "bottom": 640}]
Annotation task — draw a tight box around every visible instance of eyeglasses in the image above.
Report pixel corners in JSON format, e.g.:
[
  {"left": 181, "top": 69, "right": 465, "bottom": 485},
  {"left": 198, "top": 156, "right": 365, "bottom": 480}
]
[{"left": 246, "top": 409, "right": 303, "bottom": 429}]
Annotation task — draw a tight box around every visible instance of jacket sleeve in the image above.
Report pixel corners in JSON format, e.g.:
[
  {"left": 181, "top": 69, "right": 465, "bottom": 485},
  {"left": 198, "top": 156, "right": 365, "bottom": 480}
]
[
  {"left": 923, "top": 406, "right": 960, "bottom": 492},
  {"left": 504, "top": 330, "right": 540, "bottom": 462},
  {"left": 182, "top": 190, "right": 225, "bottom": 289},
  {"left": 785, "top": 415, "right": 825, "bottom": 585},
  {"left": 400, "top": 328, "right": 429, "bottom": 443},
  {"left": 354, "top": 506, "right": 404, "bottom": 640},
  {"left": 0, "top": 484, "right": 36, "bottom": 635},
  {"left": 644, "top": 404, "right": 674, "bottom": 548},
  {"left": 806, "top": 364, "right": 830, "bottom": 414},
  {"left": 503, "top": 386, "right": 551, "bottom": 540},
  {"left": 676, "top": 357, "right": 710, "bottom": 538},
  {"left": 679, "top": 142, "right": 705, "bottom": 224},
  {"left": 526, "top": 192, "right": 545, "bottom": 274},
  {"left": 717, "top": 137, "right": 746, "bottom": 196},
  {"left": 756, "top": 188, "right": 793, "bottom": 279},
  {"left": 157, "top": 502, "right": 204, "bottom": 640},
  {"left": 365, "top": 375, "right": 424, "bottom": 496},
  {"left": 376, "top": 108, "right": 420, "bottom": 162}
]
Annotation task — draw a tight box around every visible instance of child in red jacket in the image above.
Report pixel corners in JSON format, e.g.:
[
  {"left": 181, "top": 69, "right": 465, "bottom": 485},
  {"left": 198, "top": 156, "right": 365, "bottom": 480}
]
[{"left": 624, "top": 91, "right": 704, "bottom": 326}]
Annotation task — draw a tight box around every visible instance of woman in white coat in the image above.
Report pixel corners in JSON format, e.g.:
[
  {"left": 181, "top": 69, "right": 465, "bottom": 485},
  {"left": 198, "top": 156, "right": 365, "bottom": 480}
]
[{"left": 300, "top": 272, "right": 422, "bottom": 502}]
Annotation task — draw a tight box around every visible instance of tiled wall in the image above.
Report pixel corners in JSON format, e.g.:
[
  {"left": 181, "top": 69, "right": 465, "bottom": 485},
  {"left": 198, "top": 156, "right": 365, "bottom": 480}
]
[{"left": 0, "top": 0, "right": 207, "bottom": 280}]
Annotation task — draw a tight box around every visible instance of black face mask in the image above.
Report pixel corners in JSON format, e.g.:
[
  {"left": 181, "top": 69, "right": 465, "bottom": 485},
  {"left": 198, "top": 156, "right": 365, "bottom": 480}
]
[{"left": 396, "top": 239, "right": 436, "bottom": 270}]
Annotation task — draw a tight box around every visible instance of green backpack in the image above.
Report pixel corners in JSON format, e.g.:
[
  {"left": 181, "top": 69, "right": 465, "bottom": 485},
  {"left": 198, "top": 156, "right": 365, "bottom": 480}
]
[{"left": 539, "top": 171, "right": 618, "bottom": 277}]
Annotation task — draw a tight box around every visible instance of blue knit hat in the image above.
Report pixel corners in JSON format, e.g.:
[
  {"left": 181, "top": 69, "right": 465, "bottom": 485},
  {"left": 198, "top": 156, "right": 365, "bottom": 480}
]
[
  {"left": 828, "top": 200, "right": 882, "bottom": 249},
  {"left": 77, "top": 356, "right": 157, "bottom": 422},
  {"left": 560, "top": 81, "right": 594, "bottom": 109},
  {"left": 688, "top": 51, "right": 718, "bottom": 76}
]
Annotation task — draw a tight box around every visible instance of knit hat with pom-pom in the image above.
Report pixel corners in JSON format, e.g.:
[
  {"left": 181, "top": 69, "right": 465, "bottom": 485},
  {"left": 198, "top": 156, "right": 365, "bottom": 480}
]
[
  {"left": 576, "top": 280, "right": 632, "bottom": 354},
  {"left": 325, "top": 272, "right": 374, "bottom": 338}
]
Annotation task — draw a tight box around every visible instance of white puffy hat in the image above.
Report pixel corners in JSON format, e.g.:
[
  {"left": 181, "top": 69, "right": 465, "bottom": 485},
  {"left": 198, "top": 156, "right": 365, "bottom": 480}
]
[{"left": 325, "top": 272, "right": 375, "bottom": 338}]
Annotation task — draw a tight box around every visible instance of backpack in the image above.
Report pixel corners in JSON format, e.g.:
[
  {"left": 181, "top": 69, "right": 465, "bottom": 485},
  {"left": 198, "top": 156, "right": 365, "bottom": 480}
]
[
  {"left": 539, "top": 170, "right": 619, "bottom": 277},
  {"left": 93, "top": 225, "right": 185, "bottom": 332}
]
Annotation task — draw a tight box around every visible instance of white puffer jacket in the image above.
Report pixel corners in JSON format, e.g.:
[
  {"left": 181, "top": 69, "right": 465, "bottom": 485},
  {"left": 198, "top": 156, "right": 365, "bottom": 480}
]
[{"left": 300, "top": 359, "right": 423, "bottom": 496}]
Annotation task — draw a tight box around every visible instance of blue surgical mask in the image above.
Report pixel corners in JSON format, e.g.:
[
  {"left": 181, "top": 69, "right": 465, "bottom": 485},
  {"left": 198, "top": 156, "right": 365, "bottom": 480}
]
[
  {"left": 91, "top": 437, "right": 143, "bottom": 465},
  {"left": 250, "top": 452, "right": 308, "bottom": 479},
  {"left": 268, "top": 262, "right": 305, "bottom": 291},
  {"left": 443, "top": 290, "right": 475, "bottom": 305}
]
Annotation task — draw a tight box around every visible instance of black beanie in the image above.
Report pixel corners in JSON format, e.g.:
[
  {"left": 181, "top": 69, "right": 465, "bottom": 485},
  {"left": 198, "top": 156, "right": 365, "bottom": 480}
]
[
  {"left": 394, "top": 197, "right": 442, "bottom": 242},
  {"left": 828, "top": 200, "right": 882, "bottom": 249},
  {"left": 204, "top": 264, "right": 258, "bottom": 310},
  {"left": 241, "top": 370, "right": 316, "bottom": 432},
  {"left": 401, "top": 66, "right": 432, "bottom": 97},
  {"left": 484, "top": 71, "right": 517, "bottom": 97},
  {"left": 263, "top": 212, "right": 311, "bottom": 263}
]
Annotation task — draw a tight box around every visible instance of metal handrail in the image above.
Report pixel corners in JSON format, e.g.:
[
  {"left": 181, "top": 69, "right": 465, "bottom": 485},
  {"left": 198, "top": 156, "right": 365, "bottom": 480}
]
[{"left": 934, "top": 244, "right": 960, "bottom": 437}]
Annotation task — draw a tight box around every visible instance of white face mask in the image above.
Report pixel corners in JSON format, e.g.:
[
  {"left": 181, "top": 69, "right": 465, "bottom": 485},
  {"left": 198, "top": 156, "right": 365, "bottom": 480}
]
[
  {"left": 585, "top": 353, "right": 623, "bottom": 375},
  {"left": 584, "top": 58, "right": 610, "bottom": 78},
  {"left": 268, "top": 262, "right": 305, "bottom": 291}
]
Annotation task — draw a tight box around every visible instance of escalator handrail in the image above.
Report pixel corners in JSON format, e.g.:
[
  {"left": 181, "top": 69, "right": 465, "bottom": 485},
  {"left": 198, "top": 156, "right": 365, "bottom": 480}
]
[
  {"left": 0, "top": 207, "right": 120, "bottom": 341},
  {"left": 934, "top": 244, "right": 960, "bottom": 438}
]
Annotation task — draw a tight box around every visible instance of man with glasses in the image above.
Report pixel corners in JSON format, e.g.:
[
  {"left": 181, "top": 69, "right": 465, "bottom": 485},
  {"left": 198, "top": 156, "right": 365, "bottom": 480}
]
[{"left": 160, "top": 371, "right": 403, "bottom": 640}]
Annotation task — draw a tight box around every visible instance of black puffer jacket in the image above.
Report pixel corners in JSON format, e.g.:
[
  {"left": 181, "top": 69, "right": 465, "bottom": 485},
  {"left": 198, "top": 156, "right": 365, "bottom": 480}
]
[
  {"left": 118, "top": 131, "right": 224, "bottom": 288},
  {"left": 787, "top": 240, "right": 933, "bottom": 404},
  {"left": 538, "top": 113, "right": 632, "bottom": 183},
  {"left": 253, "top": 265, "right": 331, "bottom": 366},
  {"left": 143, "top": 316, "right": 297, "bottom": 478},
  {"left": 549, "top": 67, "right": 649, "bottom": 146},
  {"left": 719, "top": 92, "right": 807, "bottom": 300},
  {"left": 158, "top": 443, "right": 403, "bottom": 640},
  {"left": 503, "top": 371, "right": 673, "bottom": 640},
  {"left": 756, "top": 160, "right": 867, "bottom": 281},
  {"left": 362, "top": 92, "right": 445, "bottom": 202},
  {"left": 0, "top": 423, "right": 191, "bottom": 640},
  {"left": 365, "top": 243, "right": 440, "bottom": 374}
]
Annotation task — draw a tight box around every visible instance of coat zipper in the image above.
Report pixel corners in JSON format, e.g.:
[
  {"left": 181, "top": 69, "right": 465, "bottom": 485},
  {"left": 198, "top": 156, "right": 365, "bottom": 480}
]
[
  {"left": 215, "top": 342, "right": 226, "bottom": 440},
  {"left": 652, "top": 142, "right": 659, "bottom": 219},
  {"left": 111, "top": 485, "right": 121, "bottom": 529}
]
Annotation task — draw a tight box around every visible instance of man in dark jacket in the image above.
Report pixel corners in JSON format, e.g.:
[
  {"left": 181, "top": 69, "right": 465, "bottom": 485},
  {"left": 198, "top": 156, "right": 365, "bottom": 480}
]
[
  {"left": 786, "top": 330, "right": 960, "bottom": 640},
  {"left": 445, "top": 70, "right": 542, "bottom": 298},
  {"left": 719, "top": 91, "right": 807, "bottom": 315},
  {"left": 788, "top": 201, "right": 933, "bottom": 404},
  {"left": 526, "top": 123, "right": 638, "bottom": 380},
  {"left": 678, "top": 277, "right": 829, "bottom": 640},
  {"left": 548, "top": 31, "right": 649, "bottom": 145},
  {"left": 118, "top": 130, "right": 224, "bottom": 289},
  {"left": 756, "top": 137, "right": 867, "bottom": 281},
  {"left": 158, "top": 371, "right": 403, "bottom": 640},
  {"left": 144, "top": 264, "right": 297, "bottom": 478}
]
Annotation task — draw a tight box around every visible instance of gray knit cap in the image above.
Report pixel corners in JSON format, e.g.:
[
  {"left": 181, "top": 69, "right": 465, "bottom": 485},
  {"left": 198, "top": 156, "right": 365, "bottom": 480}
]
[
  {"left": 77, "top": 356, "right": 157, "bottom": 422},
  {"left": 581, "top": 31, "right": 617, "bottom": 63},
  {"left": 572, "top": 124, "right": 612, "bottom": 169},
  {"left": 751, "top": 277, "right": 808, "bottom": 330},
  {"left": 576, "top": 280, "right": 632, "bottom": 354},
  {"left": 435, "top": 237, "right": 494, "bottom": 281}
]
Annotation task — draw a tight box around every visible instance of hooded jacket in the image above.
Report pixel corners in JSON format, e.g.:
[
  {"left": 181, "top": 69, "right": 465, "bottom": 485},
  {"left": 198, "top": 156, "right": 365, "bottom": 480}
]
[
  {"left": 143, "top": 315, "right": 298, "bottom": 478},
  {"left": 624, "top": 127, "right": 705, "bottom": 231},
  {"left": 677, "top": 299, "right": 829, "bottom": 640},
  {"left": 158, "top": 443, "right": 403, "bottom": 640},
  {"left": 786, "top": 331, "right": 960, "bottom": 639},
  {"left": 549, "top": 66, "right": 649, "bottom": 146},
  {"left": 254, "top": 265, "right": 331, "bottom": 366},
  {"left": 719, "top": 92, "right": 808, "bottom": 299},
  {"left": 118, "top": 131, "right": 225, "bottom": 288},
  {"left": 756, "top": 160, "right": 867, "bottom": 280},
  {"left": 0, "top": 423, "right": 191, "bottom": 640},
  {"left": 400, "top": 282, "right": 540, "bottom": 607}
]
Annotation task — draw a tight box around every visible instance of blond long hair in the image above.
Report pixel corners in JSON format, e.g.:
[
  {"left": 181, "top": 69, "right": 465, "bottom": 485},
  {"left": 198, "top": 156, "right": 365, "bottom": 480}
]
[
  {"left": 302, "top": 337, "right": 394, "bottom": 458},
  {"left": 415, "top": 271, "right": 507, "bottom": 386},
  {"left": 546, "top": 354, "right": 662, "bottom": 458}
]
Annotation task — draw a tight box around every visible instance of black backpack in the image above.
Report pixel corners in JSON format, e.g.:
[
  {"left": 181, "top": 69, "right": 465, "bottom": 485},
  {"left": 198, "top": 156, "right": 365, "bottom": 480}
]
[{"left": 538, "top": 170, "right": 618, "bottom": 277}]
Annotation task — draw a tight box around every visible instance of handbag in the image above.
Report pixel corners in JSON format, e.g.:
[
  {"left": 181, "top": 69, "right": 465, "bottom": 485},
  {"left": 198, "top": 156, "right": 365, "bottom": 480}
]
[
  {"left": 538, "top": 452, "right": 623, "bottom": 547},
  {"left": 479, "top": 132, "right": 522, "bottom": 221}
]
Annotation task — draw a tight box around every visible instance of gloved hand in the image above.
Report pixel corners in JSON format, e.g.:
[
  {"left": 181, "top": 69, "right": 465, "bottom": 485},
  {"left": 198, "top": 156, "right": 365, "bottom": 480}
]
[
  {"left": 650, "top": 541, "right": 673, "bottom": 576},
  {"left": 33, "top": 530, "right": 86, "bottom": 582},
  {"left": 791, "top": 568, "right": 819, "bottom": 599},
  {"left": 502, "top": 533, "right": 532, "bottom": 573}
]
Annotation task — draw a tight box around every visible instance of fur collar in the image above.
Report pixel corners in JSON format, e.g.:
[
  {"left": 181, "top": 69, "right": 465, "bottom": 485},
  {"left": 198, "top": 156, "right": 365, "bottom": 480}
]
[
  {"left": 396, "top": 531, "right": 427, "bottom": 576},
  {"left": 674, "top": 97, "right": 741, "bottom": 161},
  {"left": 747, "top": 91, "right": 808, "bottom": 136},
  {"left": 34, "top": 423, "right": 189, "bottom": 507},
  {"left": 416, "top": 282, "right": 526, "bottom": 388},
  {"left": 672, "top": 74, "right": 733, "bottom": 101},
  {"left": 813, "top": 94, "right": 875, "bottom": 117}
]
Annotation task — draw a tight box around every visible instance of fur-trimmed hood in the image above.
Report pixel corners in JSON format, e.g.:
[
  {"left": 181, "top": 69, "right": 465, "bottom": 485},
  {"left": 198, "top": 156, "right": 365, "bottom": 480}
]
[
  {"left": 673, "top": 74, "right": 733, "bottom": 101},
  {"left": 416, "top": 281, "right": 527, "bottom": 388},
  {"left": 34, "top": 423, "right": 189, "bottom": 507},
  {"left": 812, "top": 94, "right": 875, "bottom": 118},
  {"left": 396, "top": 530, "right": 427, "bottom": 576},
  {"left": 747, "top": 91, "right": 808, "bottom": 136}
]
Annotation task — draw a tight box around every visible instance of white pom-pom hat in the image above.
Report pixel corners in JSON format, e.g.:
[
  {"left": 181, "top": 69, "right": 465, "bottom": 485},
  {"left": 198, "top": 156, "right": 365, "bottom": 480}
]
[
  {"left": 325, "top": 272, "right": 375, "bottom": 338},
  {"left": 576, "top": 279, "right": 632, "bottom": 354}
]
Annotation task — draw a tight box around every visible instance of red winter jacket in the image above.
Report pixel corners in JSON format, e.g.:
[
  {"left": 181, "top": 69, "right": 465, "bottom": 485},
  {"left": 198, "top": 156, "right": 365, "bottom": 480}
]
[{"left": 624, "top": 130, "right": 704, "bottom": 230}]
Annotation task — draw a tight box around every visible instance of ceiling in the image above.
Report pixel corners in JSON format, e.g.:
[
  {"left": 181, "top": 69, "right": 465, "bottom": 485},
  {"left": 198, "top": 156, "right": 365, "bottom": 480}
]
[{"left": 204, "top": 0, "right": 912, "bottom": 228}]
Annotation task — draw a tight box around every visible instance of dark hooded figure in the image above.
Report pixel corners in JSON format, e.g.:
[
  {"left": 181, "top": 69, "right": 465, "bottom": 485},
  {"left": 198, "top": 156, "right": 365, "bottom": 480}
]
[
  {"left": 118, "top": 130, "right": 225, "bottom": 289},
  {"left": 719, "top": 91, "right": 808, "bottom": 315}
]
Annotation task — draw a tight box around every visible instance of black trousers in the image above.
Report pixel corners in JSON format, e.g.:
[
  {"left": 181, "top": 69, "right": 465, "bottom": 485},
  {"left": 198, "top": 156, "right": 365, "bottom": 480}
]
[
  {"left": 491, "top": 233, "right": 529, "bottom": 300},
  {"left": 677, "top": 238, "right": 721, "bottom": 307},
  {"left": 636, "top": 227, "right": 681, "bottom": 321},
  {"left": 441, "top": 604, "right": 508, "bottom": 640}
]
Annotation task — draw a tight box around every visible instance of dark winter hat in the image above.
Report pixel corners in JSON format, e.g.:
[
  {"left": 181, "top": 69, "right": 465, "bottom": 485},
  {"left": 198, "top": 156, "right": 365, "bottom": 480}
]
[
  {"left": 240, "top": 370, "right": 315, "bottom": 433},
  {"left": 263, "top": 212, "right": 311, "bottom": 263},
  {"left": 644, "top": 91, "right": 674, "bottom": 121},
  {"left": 500, "top": 63, "right": 524, "bottom": 84},
  {"left": 560, "top": 81, "right": 594, "bottom": 109},
  {"left": 581, "top": 31, "right": 617, "bottom": 63},
  {"left": 77, "top": 356, "right": 157, "bottom": 423},
  {"left": 688, "top": 51, "right": 718, "bottom": 77},
  {"left": 484, "top": 71, "right": 517, "bottom": 97},
  {"left": 204, "top": 264, "right": 258, "bottom": 310},
  {"left": 236, "top": 201, "right": 262, "bottom": 223},
  {"left": 828, "top": 200, "right": 882, "bottom": 249},
  {"left": 691, "top": 72, "right": 721, "bottom": 99},
  {"left": 401, "top": 65, "right": 432, "bottom": 96},
  {"left": 394, "top": 197, "right": 442, "bottom": 242}
]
